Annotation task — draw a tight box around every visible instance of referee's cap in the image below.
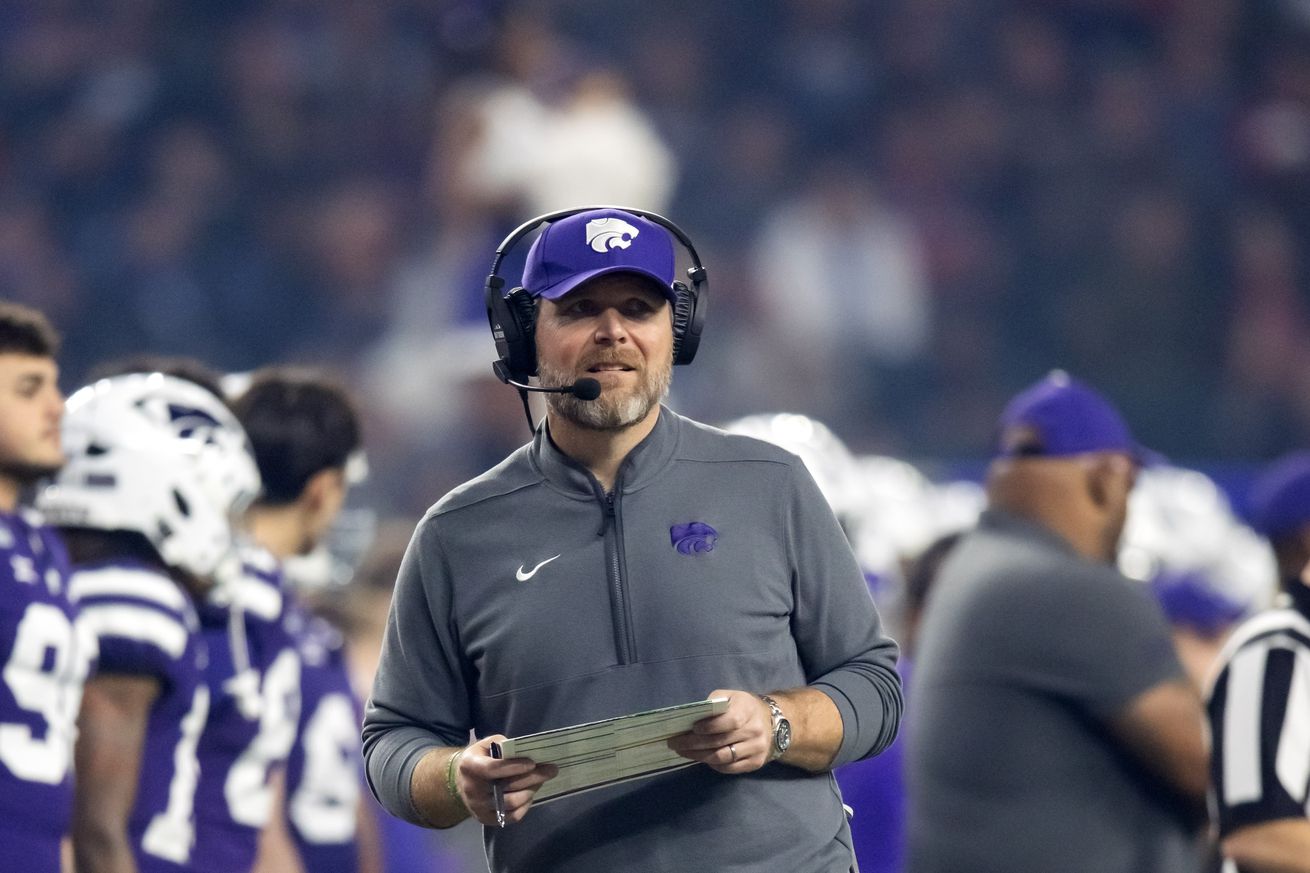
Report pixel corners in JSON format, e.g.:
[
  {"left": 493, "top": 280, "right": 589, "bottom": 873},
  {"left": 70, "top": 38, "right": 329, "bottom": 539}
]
[
  {"left": 1249, "top": 451, "right": 1310, "bottom": 539},
  {"left": 995, "top": 370, "right": 1159, "bottom": 465}
]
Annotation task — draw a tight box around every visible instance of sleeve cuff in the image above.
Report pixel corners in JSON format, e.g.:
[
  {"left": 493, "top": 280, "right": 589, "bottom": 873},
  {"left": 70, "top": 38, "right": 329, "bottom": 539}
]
[{"left": 812, "top": 667, "right": 902, "bottom": 768}]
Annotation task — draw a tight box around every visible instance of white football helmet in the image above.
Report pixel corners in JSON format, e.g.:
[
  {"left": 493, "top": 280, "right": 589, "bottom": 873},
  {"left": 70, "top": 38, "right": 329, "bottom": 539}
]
[
  {"left": 849, "top": 455, "right": 980, "bottom": 579},
  {"left": 720, "top": 413, "right": 867, "bottom": 533},
  {"left": 39, "top": 373, "right": 262, "bottom": 579},
  {"left": 1119, "top": 465, "right": 1276, "bottom": 631}
]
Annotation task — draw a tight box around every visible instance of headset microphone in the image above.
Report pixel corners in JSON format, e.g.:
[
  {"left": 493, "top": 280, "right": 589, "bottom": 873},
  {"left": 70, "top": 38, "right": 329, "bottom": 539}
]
[
  {"left": 499, "top": 374, "right": 602, "bottom": 401},
  {"left": 492, "top": 358, "right": 602, "bottom": 429},
  {"left": 564, "top": 378, "right": 602, "bottom": 401}
]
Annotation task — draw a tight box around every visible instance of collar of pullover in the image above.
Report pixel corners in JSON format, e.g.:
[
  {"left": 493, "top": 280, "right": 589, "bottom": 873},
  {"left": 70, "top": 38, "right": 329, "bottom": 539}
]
[{"left": 531, "top": 405, "right": 682, "bottom": 497}]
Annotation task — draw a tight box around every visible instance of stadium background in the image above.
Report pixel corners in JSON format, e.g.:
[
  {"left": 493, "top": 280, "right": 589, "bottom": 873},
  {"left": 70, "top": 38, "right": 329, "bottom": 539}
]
[
  {"left": 4, "top": 1, "right": 1304, "bottom": 869},
  {"left": 5, "top": 0, "right": 1309, "bottom": 519}
]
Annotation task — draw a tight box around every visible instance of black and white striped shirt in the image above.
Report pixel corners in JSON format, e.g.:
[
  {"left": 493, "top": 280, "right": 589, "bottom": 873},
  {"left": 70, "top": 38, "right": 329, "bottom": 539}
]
[{"left": 1206, "top": 592, "right": 1310, "bottom": 858}]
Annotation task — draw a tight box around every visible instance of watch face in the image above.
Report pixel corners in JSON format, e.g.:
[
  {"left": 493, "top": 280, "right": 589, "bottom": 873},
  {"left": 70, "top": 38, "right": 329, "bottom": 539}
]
[{"left": 776, "top": 718, "right": 792, "bottom": 752}]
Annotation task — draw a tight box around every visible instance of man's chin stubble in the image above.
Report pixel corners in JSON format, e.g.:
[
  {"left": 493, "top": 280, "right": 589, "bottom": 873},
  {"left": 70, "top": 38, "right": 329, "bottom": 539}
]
[
  {"left": 539, "top": 354, "right": 672, "bottom": 431},
  {"left": 547, "top": 390, "right": 652, "bottom": 431}
]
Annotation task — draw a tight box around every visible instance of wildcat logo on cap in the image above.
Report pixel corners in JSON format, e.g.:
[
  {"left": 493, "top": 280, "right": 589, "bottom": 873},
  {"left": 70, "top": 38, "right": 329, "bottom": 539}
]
[
  {"left": 522, "top": 208, "right": 676, "bottom": 301},
  {"left": 585, "top": 217, "right": 641, "bottom": 253}
]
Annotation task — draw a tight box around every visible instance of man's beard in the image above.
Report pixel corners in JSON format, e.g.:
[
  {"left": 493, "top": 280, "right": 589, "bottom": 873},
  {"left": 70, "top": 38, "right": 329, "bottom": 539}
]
[{"left": 539, "top": 352, "right": 672, "bottom": 431}]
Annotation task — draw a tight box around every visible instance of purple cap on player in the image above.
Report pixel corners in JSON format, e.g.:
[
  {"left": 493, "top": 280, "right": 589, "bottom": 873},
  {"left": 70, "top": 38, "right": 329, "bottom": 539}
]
[
  {"left": 1248, "top": 451, "right": 1310, "bottom": 539},
  {"left": 995, "top": 370, "right": 1157, "bottom": 464},
  {"left": 521, "top": 208, "right": 676, "bottom": 302}
]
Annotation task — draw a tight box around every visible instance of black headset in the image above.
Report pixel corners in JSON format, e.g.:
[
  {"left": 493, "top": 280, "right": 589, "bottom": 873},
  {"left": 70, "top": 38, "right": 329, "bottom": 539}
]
[{"left": 483, "top": 205, "right": 708, "bottom": 386}]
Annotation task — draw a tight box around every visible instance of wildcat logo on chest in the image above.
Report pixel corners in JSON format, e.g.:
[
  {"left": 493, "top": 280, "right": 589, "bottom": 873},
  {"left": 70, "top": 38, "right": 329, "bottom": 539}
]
[{"left": 670, "top": 522, "right": 718, "bottom": 555}]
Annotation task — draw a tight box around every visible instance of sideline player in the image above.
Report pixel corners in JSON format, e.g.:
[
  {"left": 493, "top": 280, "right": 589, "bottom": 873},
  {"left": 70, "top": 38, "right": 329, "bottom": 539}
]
[
  {"left": 231, "top": 367, "right": 380, "bottom": 873},
  {"left": 41, "top": 373, "right": 261, "bottom": 872},
  {"left": 85, "top": 355, "right": 304, "bottom": 873},
  {"left": 0, "top": 302, "right": 91, "bottom": 873},
  {"left": 194, "top": 538, "right": 303, "bottom": 873}
]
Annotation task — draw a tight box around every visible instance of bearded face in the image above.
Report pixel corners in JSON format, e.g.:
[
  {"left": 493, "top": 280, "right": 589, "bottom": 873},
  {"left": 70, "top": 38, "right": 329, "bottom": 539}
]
[
  {"left": 533, "top": 275, "right": 676, "bottom": 433},
  {"left": 538, "top": 348, "right": 672, "bottom": 431}
]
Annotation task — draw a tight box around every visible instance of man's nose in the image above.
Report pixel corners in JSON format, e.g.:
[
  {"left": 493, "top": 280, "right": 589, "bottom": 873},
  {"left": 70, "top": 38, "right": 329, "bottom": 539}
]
[{"left": 593, "top": 309, "right": 629, "bottom": 343}]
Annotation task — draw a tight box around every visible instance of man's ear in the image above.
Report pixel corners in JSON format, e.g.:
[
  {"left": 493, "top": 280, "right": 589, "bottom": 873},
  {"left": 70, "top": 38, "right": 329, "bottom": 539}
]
[
  {"left": 1084, "top": 456, "right": 1111, "bottom": 510},
  {"left": 302, "top": 467, "right": 345, "bottom": 514},
  {"left": 1084, "top": 454, "right": 1132, "bottom": 511}
]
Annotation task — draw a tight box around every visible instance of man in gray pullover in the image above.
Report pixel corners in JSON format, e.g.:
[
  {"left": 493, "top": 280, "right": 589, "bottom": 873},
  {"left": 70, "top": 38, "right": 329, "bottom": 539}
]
[{"left": 362, "top": 207, "right": 902, "bottom": 872}]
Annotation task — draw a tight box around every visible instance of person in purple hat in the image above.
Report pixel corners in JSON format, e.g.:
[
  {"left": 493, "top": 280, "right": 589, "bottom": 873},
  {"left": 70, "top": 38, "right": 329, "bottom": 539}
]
[
  {"left": 1206, "top": 452, "right": 1310, "bottom": 873},
  {"left": 906, "top": 370, "right": 1210, "bottom": 873},
  {"left": 364, "top": 207, "right": 902, "bottom": 873}
]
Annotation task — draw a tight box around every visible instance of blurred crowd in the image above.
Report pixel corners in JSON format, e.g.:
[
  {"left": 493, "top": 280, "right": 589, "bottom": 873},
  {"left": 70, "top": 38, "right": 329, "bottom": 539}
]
[
  {"left": 3, "top": 0, "right": 1310, "bottom": 519},
  {"left": 5, "top": 3, "right": 1310, "bottom": 871}
]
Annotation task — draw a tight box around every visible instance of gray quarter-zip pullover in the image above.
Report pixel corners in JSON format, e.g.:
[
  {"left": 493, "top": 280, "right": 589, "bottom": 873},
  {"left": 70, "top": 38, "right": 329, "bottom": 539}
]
[{"left": 364, "top": 407, "right": 901, "bottom": 872}]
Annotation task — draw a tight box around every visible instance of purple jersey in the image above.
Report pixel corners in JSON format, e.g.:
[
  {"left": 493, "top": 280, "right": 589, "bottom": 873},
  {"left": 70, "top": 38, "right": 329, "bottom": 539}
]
[
  {"left": 285, "top": 608, "right": 363, "bottom": 873},
  {"left": 835, "top": 656, "right": 911, "bottom": 873},
  {"left": 192, "top": 547, "right": 301, "bottom": 873},
  {"left": 0, "top": 510, "right": 89, "bottom": 873},
  {"left": 70, "top": 559, "right": 208, "bottom": 873}
]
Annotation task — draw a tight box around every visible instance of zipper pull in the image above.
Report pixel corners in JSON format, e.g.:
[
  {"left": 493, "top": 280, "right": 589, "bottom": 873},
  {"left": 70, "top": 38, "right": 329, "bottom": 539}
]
[{"left": 597, "top": 490, "right": 615, "bottom": 536}]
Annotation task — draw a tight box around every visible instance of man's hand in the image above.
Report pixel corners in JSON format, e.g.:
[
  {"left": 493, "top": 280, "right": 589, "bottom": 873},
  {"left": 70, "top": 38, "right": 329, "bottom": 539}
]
[
  {"left": 1222, "top": 818, "right": 1310, "bottom": 873},
  {"left": 666, "top": 690, "right": 774, "bottom": 773},
  {"left": 454, "top": 736, "right": 558, "bottom": 827}
]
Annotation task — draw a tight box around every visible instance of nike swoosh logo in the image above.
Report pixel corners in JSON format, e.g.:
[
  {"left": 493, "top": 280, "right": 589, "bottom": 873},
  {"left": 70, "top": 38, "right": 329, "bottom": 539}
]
[{"left": 516, "top": 555, "right": 561, "bottom": 582}]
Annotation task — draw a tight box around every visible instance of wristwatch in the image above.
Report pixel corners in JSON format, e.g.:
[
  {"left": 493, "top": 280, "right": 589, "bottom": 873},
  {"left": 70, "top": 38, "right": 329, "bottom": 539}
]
[{"left": 760, "top": 695, "right": 791, "bottom": 761}]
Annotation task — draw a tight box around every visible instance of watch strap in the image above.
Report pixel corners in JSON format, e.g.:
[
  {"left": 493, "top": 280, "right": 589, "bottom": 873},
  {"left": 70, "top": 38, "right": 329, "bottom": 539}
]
[{"left": 760, "top": 694, "right": 788, "bottom": 760}]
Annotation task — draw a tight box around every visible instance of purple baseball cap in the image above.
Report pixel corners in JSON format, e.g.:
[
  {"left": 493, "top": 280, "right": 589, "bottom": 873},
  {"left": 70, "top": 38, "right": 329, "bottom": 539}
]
[
  {"left": 995, "top": 370, "right": 1156, "bottom": 463},
  {"left": 521, "top": 208, "right": 676, "bottom": 301},
  {"left": 1248, "top": 451, "right": 1310, "bottom": 539}
]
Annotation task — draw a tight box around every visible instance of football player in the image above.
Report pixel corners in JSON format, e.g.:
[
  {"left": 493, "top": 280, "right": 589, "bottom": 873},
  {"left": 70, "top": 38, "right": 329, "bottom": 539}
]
[
  {"left": 95, "top": 359, "right": 304, "bottom": 873},
  {"left": 85, "top": 355, "right": 303, "bottom": 873},
  {"left": 0, "top": 302, "right": 91, "bottom": 873},
  {"left": 191, "top": 537, "right": 302, "bottom": 873},
  {"left": 230, "top": 368, "right": 379, "bottom": 873},
  {"left": 41, "top": 373, "right": 261, "bottom": 873}
]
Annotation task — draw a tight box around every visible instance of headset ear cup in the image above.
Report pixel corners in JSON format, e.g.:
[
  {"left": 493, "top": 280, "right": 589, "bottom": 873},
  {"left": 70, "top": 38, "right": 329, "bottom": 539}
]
[
  {"left": 671, "top": 282, "right": 702, "bottom": 366},
  {"left": 486, "top": 285, "right": 539, "bottom": 380},
  {"left": 505, "top": 288, "right": 539, "bottom": 377},
  {"left": 485, "top": 282, "right": 514, "bottom": 377}
]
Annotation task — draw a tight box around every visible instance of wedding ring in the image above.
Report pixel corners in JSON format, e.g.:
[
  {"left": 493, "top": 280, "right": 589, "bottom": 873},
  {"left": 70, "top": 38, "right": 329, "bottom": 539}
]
[{"left": 728, "top": 743, "right": 737, "bottom": 763}]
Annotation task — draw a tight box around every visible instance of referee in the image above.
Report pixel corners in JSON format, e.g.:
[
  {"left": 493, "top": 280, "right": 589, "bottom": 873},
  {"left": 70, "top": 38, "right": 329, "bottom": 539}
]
[{"left": 1208, "top": 453, "right": 1310, "bottom": 873}]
